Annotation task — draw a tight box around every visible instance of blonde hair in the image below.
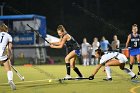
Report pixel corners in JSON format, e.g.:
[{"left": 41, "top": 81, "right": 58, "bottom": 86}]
[
  {"left": 57, "top": 25, "right": 67, "bottom": 33},
  {"left": 0, "top": 23, "right": 8, "bottom": 32}
]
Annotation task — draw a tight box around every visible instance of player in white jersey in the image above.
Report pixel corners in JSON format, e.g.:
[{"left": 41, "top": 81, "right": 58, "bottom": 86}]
[
  {"left": 89, "top": 49, "right": 138, "bottom": 81},
  {"left": 81, "top": 38, "right": 91, "bottom": 66},
  {"left": 0, "top": 24, "right": 16, "bottom": 90}
]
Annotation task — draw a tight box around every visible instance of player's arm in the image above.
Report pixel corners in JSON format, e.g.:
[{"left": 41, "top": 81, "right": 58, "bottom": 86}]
[
  {"left": 89, "top": 64, "right": 103, "bottom": 80},
  {"left": 125, "top": 34, "right": 131, "bottom": 48},
  {"left": 51, "top": 39, "right": 62, "bottom": 45},
  {"left": 50, "top": 36, "right": 67, "bottom": 49},
  {"left": 8, "top": 42, "right": 13, "bottom": 59}
]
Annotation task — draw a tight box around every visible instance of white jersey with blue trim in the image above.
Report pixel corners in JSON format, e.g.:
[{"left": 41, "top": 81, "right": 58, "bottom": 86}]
[
  {"left": 99, "top": 52, "right": 119, "bottom": 64},
  {"left": 0, "top": 32, "right": 12, "bottom": 56}
]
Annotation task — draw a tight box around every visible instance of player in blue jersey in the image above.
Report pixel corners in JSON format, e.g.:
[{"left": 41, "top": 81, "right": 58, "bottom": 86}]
[
  {"left": 126, "top": 24, "right": 140, "bottom": 75},
  {"left": 50, "top": 25, "right": 83, "bottom": 78}
]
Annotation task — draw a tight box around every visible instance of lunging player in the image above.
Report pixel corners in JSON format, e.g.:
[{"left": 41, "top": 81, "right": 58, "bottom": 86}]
[
  {"left": 50, "top": 25, "right": 83, "bottom": 78},
  {"left": 89, "top": 49, "right": 137, "bottom": 81}
]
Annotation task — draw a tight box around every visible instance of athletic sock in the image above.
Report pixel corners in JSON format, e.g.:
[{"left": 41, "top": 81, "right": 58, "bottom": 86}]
[
  {"left": 105, "top": 66, "right": 111, "bottom": 78},
  {"left": 66, "top": 63, "right": 70, "bottom": 75},
  {"left": 138, "top": 63, "right": 140, "bottom": 72},
  {"left": 73, "top": 67, "right": 83, "bottom": 77},
  {"left": 129, "top": 64, "right": 133, "bottom": 70},
  {"left": 123, "top": 68, "right": 135, "bottom": 77},
  {"left": 7, "top": 71, "right": 13, "bottom": 81}
]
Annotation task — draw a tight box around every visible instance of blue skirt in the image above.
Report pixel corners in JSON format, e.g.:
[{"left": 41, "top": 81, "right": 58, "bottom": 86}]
[{"left": 129, "top": 48, "right": 140, "bottom": 56}]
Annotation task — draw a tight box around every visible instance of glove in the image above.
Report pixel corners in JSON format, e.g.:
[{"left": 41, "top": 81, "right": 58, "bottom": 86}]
[{"left": 89, "top": 75, "right": 94, "bottom": 80}]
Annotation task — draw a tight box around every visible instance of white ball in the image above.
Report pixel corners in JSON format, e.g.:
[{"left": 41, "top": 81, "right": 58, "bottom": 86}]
[{"left": 49, "top": 79, "right": 52, "bottom": 83}]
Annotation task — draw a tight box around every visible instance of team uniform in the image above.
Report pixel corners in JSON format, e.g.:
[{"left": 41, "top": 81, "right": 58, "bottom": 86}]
[
  {"left": 0, "top": 31, "right": 16, "bottom": 90},
  {"left": 81, "top": 42, "right": 90, "bottom": 56},
  {"left": 62, "top": 33, "right": 83, "bottom": 78},
  {"left": 100, "top": 52, "right": 128, "bottom": 64},
  {"left": 65, "top": 35, "right": 81, "bottom": 56},
  {"left": 81, "top": 42, "right": 90, "bottom": 66},
  {"left": 129, "top": 33, "right": 140, "bottom": 56},
  {"left": 0, "top": 32, "right": 12, "bottom": 61},
  {"left": 89, "top": 49, "right": 137, "bottom": 81}
]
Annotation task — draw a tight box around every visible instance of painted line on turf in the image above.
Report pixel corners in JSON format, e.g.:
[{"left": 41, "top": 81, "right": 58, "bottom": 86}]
[
  {"left": 130, "top": 85, "right": 140, "bottom": 93},
  {"left": 0, "top": 79, "right": 58, "bottom": 85},
  {"left": 0, "top": 75, "right": 118, "bottom": 86}
]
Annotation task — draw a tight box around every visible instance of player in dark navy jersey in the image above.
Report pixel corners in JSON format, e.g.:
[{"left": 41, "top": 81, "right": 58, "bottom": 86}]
[
  {"left": 126, "top": 24, "right": 140, "bottom": 75},
  {"left": 50, "top": 25, "right": 83, "bottom": 78}
]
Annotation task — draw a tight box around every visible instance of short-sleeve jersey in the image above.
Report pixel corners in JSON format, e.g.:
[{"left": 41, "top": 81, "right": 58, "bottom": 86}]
[{"left": 0, "top": 32, "right": 12, "bottom": 56}]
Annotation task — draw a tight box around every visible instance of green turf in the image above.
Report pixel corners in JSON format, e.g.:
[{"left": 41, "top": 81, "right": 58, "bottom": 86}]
[{"left": 0, "top": 65, "right": 140, "bottom": 93}]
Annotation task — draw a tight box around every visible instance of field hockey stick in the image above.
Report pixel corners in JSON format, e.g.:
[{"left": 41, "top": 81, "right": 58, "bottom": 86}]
[
  {"left": 26, "top": 24, "right": 51, "bottom": 44},
  {"left": 59, "top": 77, "right": 90, "bottom": 81},
  {"left": 11, "top": 65, "right": 24, "bottom": 81}
]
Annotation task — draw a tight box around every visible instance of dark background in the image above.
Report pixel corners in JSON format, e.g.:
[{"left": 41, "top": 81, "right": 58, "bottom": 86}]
[{"left": 1, "top": 0, "right": 140, "bottom": 44}]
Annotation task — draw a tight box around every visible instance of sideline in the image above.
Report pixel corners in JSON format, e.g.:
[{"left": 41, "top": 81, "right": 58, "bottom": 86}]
[{"left": 130, "top": 85, "right": 140, "bottom": 93}]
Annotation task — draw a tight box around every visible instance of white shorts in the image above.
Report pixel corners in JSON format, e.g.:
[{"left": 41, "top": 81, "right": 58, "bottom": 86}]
[
  {"left": 116, "top": 54, "right": 128, "bottom": 63},
  {"left": 0, "top": 55, "right": 8, "bottom": 61}
]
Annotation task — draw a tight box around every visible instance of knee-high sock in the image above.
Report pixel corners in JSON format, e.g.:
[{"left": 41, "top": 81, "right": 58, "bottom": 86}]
[
  {"left": 138, "top": 63, "right": 140, "bottom": 72},
  {"left": 129, "top": 63, "right": 133, "bottom": 70},
  {"left": 66, "top": 63, "right": 70, "bottom": 75},
  {"left": 123, "top": 68, "right": 135, "bottom": 77},
  {"left": 73, "top": 67, "right": 83, "bottom": 77},
  {"left": 105, "top": 66, "right": 111, "bottom": 78},
  {"left": 7, "top": 71, "right": 13, "bottom": 81}
]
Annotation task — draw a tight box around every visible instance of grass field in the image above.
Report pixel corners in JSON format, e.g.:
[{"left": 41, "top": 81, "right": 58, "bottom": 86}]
[{"left": 0, "top": 64, "right": 140, "bottom": 93}]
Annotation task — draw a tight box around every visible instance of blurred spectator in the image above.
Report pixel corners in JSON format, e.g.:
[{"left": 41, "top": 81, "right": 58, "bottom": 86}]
[
  {"left": 81, "top": 38, "right": 91, "bottom": 66},
  {"left": 111, "top": 35, "right": 120, "bottom": 51},
  {"left": 100, "top": 36, "right": 111, "bottom": 52},
  {"left": 91, "top": 37, "right": 100, "bottom": 65}
]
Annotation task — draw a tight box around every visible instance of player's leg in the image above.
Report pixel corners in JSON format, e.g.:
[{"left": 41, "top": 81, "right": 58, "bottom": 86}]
[
  {"left": 70, "top": 56, "right": 83, "bottom": 77},
  {"left": 136, "top": 54, "right": 140, "bottom": 75},
  {"left": 129, "top": 56, "right": 135, "bottom": 70},
  {"left": 64, "top": 50, "right": 77, "bottom": 78},
  {"left": 104, "top": 60, "right": 121, "bottom": 81},
  {"left": 119, "top": 63, "right": 136, "bottom": 79},
  {"left": 3, "top": 59, "right": 16, "bottom": 90},
  {"left": 82, "top": 54, "right": 87, "bottom": 66}
]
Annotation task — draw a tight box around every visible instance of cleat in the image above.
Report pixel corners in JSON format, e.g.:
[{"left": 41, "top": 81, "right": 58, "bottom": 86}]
[
  {"left": 138, "top": 72, "right": 140, "bottom": 75},
  {"left": 8, "top": 80, "right": 16, "bottom": 90},
  {"left": 64, "top": 75, "right": 72, "bottom": 79},
  {"left": 131, "top": 75, "right": 138, "bottom": 80},
  {"left": 103, "top": 78, "right": 112, "bottom": 81}
]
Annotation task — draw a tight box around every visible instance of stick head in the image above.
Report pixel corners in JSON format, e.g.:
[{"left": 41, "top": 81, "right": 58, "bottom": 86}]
[
  {"left": 58, "top": 79, "right": 64, "bottom": 83},
  {"left": 21, "top": 76, "right": 24, "bottom": 81}
]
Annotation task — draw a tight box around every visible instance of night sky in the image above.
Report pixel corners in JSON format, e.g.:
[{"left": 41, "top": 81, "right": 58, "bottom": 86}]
[{"left": 1, "top": 0, "right": 140, "bottom": 44}]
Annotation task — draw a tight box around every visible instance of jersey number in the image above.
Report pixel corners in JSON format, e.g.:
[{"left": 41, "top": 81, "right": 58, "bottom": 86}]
[
  {"left": 0, "top": 36, "right": 4, "bottom": 43},
  {"left": 134, "top": 41, "right": 137, "bottom": 47}
]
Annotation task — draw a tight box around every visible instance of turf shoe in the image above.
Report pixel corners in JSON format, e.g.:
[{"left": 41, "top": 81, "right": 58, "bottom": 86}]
[
  {"left": 138, "top": 72, "right": 140, "bottom": 75},
  {"left": 131, "top": 75, "right": 138, "bottom": 80},
  {"left": 64, "top": 75, "right": 72, "bottom": 79},
  {"left": 8, "top": 80, "right": 16, "bottom": 90},
  {"left": 103, "top": 78, "right": 112, "bottom": 81}
]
